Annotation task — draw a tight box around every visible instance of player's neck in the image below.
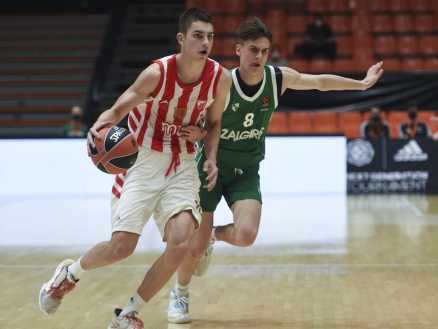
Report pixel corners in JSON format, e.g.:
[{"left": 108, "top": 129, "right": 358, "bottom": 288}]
[
  {"left": 238, "top": 67, "right": 263, "bottom": 86},
  {"left": 176, "top": 53, "right": 206, "bottom": 85}
]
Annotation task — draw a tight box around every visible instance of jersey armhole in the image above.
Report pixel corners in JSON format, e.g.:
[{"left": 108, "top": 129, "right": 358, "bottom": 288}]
[{"left": 273, "top": 66, "right": 283, "bottom": 101}]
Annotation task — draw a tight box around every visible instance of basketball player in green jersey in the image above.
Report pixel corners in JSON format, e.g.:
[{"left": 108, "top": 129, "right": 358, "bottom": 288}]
[{"left": 168, "top": 18, "right": 384, "bottom": 323}]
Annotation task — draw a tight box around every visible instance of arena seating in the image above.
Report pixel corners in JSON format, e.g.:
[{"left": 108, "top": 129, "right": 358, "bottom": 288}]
[{"left": 0, "top": 13, "right": 108, "bottom": 137}]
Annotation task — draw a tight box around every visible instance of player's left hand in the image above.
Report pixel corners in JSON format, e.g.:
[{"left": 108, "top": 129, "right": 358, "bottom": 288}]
[
  {"left": 362, "top": 61, "right": 384, "bottom": 90},
  {"left": 180, "top": 125, "right": 207, "bottom": 143},
  {"left": 203, "top": 159, "right": 218, "bottom": 191}
]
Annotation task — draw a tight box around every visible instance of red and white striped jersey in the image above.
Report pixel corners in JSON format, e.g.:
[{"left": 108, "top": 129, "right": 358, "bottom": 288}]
[{"left": 128, "top": 54, "right": 223, "bottom": 154}]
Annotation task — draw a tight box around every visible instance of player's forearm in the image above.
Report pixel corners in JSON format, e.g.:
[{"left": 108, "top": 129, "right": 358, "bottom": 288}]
[
  {"left": 95, "top": 109, "right": 121, "bottom": 126},
  {"left": 317, "top": 75, "right": 367, "bottom": 91},
  {"left": 202, "top": 121, "right": 221, "bottom": 163},
  {"left": 98, "top": 90, "right": 145, "bottom": 126}
]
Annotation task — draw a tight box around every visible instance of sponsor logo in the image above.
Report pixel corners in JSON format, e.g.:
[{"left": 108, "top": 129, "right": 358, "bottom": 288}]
[
  {"left": 159, "top": 100, "right": 169, "bottom": 104},
  {"left": 109, "top": 127, "right": 126, "bottom": 143},
  {"left": 347, "top": 171, "right": 428, "bottom": 193},
  {"left": 197, "top": 100, "right": 207, "bottom": 111},
  {"left": 347, "top": 139, "right": 375, "bottom": 167},
  {"left": 221, "top": 127, "right": 265, "bottom": 141},
  {"left": 393, "top": 140, "right": 428, "bottom": 162},
  {"left": 261, "top": 95, "right": 270, "bottom": 111},
  {"left": 232, "top": 103, "right": 239, "bottom": 112},
  {"left": 173, "top": 107, "right": 187, "bottom": 120},
  {"left": 162, "top": 122, "right": 180, "bottom": 136}
]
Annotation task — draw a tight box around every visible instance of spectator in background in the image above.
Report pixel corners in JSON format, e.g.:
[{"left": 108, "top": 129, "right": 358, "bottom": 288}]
[
  {"left": 266, "top": 44, "right": 288, "bottom": 66},
  {"left": 295, "top": 13, "right": 337, "bottom": 61},
  {"left": 60, "top": 105, "right": 89, "bottom": 137},
  {"left": 361, "top": 106, "right": 390, "bottom": 139},
  {"left": 398, "top": 104, "right": 431, "bottom": 139},
  {"left": 429, "top": 116, "right": 438, "bottom": 140}
]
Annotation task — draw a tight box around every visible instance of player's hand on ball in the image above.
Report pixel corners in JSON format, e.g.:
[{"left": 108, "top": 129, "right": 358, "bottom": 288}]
[
  {"left": 203, "top": 159, "right": 218, "bottom": 191},
  {"left": 180, "top": 125, "right": 207, "bottom": 143},
  {"left": 87, "top": 121, "right": 112, "bottom": 156}
]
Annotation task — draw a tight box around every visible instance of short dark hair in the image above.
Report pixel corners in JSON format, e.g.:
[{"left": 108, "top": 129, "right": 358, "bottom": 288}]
[
  {"left": 236, "top": 17, "right": 273, "bottom": 45},
  {"left": 179, "top": 7, "right": 214, "bottom": 35}
]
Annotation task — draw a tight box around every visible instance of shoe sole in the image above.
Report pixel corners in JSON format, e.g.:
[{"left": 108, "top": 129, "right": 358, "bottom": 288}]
[
  {"left": 168, "top": 315, "right": 191, "bottom": 324},
  {"left": 38, "top": 259, "right": 75, "bottom": 315}
]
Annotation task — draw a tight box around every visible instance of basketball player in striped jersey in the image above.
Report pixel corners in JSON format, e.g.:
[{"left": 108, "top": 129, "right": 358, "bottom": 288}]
[
  {"left": 167, "top": 18, "right": 383, "bottom": 323},
  {"left": 38, "top": 7, "right": 231, "bottom": 329}
]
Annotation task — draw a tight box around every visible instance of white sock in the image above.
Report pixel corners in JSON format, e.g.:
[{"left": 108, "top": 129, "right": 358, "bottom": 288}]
[
  {"left": 211, "top": 226, "right": 217, "bottom": 242},
  {"left": 120, "top": 291, "right": 147, "bottom": 316},
  {"left": 67, "top": 256, "right": 86, "bottom": 280},
  {"left": 175, "top": 280, "right": 189, "bottom": 297}
]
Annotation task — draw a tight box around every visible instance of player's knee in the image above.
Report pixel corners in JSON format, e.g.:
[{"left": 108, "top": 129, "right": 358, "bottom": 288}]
[
  {"left": 166, "top": 233, "right": 193, "bottom": 260},
  {"left": 235, "top": 227, "right": 258, "bottom": 247}
]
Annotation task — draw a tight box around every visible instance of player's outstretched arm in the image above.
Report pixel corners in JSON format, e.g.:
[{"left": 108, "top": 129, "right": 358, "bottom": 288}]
[
  {"left": 202, "top": 69, "right": 232, "bottom": 191},
  {"left": 87, "top": 63, "right": 161, "bottom": 155},
  {"left": 280, "top": 61, "right": 383, "bottom": 94}
]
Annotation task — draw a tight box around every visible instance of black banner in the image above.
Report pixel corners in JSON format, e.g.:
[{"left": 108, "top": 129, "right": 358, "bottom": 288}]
[
  {"left": 347, "top": 138, "right": 438, "bottom": 194},
  {"left": 279, "top": 72, "right": 438, "bottom": 112}
]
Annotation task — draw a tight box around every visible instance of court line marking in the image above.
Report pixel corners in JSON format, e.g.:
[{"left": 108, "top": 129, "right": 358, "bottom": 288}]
[
  {"left": 2, "top": 263, "right": 438, "bottom": 269},
  {"left": 400, "top": 195, "right": 423, "bottom": 217}
]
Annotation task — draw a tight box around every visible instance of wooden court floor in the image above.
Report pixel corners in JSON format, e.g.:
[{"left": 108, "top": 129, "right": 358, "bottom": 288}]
[{"left": 1, "top": 194, "right": 438, "bottom": 329}]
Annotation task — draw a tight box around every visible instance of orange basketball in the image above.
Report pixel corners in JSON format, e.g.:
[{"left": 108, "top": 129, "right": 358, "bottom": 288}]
[{"left": 90, "top": 126, "right": 139, "bottom": 174}]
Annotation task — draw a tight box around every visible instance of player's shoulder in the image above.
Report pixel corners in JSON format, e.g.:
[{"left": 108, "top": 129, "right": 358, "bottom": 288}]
[
  {"left": 278, "top": 66, "right": 300, "bottom": 86},
  {"left": 139, "top": 62, "right": 161, "bottom": 81},
  {"left": 217, "top": 65, "right": 232, "bottom": 86}
]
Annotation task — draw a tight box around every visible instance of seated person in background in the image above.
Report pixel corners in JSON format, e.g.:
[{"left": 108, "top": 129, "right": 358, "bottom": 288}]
[
  {"left": 429, "top": 116, "right": 438, "bottom": 140},
  {"left": 361, "top": 106, "right": 390, "bottom": 139},
  {"left": 266, "top": 44, "right": 288, "bottom": 66},
  {"left": 295, "top": 13, "right": 337, "bottom": 61},
  {"left": 398, "top": 104, "right": 431, "bottom": 139},
  {"left": 60, "top": 105, "right": 89, "bottom": 137}
]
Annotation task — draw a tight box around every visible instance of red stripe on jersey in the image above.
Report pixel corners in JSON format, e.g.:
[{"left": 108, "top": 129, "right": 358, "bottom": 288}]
[
  {"left": 151, "top": 58, "right": 176, "bottom": 152},
  {"left": 212, "top": 64, "right": 223, "bottom": 99},
  {"left": 171, "top": 70, "right": 194, "bottom": 154},
  {"left": 132, "top": 106, "right": 141, "bottom": 121},
  {"left": 112, "top": 186, "right": 121, "bottom": 199},
  {"left": 129, "top": 114, "right": 137, "bottom": 132},
  {"left": 129, "top": 107, "right": 141, "bottom": 133},
  {"left": 112, "top": 173, "right": 126, "bottom": 198},
  {"left": 137, "top": 101, "right": 153, "bottom": 145},
  {"left": 115, "top": 173, "right": 125, "bottom": 188},
  {"left": 185, "top": 61, "right": 216, "bottom": 153}
]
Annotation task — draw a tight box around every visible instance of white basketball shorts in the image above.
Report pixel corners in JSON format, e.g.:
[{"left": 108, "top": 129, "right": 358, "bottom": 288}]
[{"left": 110, "top": 146, "right": 202, "bottom": 239}]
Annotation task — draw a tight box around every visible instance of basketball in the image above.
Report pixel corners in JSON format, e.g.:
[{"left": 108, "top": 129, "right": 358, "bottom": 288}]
[{"left": 90, "top": 126, "right": 139, "bottom": 174}]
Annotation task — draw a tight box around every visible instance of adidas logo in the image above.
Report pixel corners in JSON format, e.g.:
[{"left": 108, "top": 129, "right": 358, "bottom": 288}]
[{"left": 393, "top": 140, "right": 428, "bottom": 162}]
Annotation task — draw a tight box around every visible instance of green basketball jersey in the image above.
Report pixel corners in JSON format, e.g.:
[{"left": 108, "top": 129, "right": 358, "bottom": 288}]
[{"left": 204, "top": 65, "right": 280, "bottom": 168}]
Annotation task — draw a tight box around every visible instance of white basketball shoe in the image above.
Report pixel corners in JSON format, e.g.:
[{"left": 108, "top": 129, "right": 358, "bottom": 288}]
[
  {"left": 167, "top": 290, "right": 190, "bottom": 324},
  {"left": 108, "top": 308, "right": 144, "bottom": 329},
  {"left": 39, "top": 259, "right": 78, "bottom": 315}
]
